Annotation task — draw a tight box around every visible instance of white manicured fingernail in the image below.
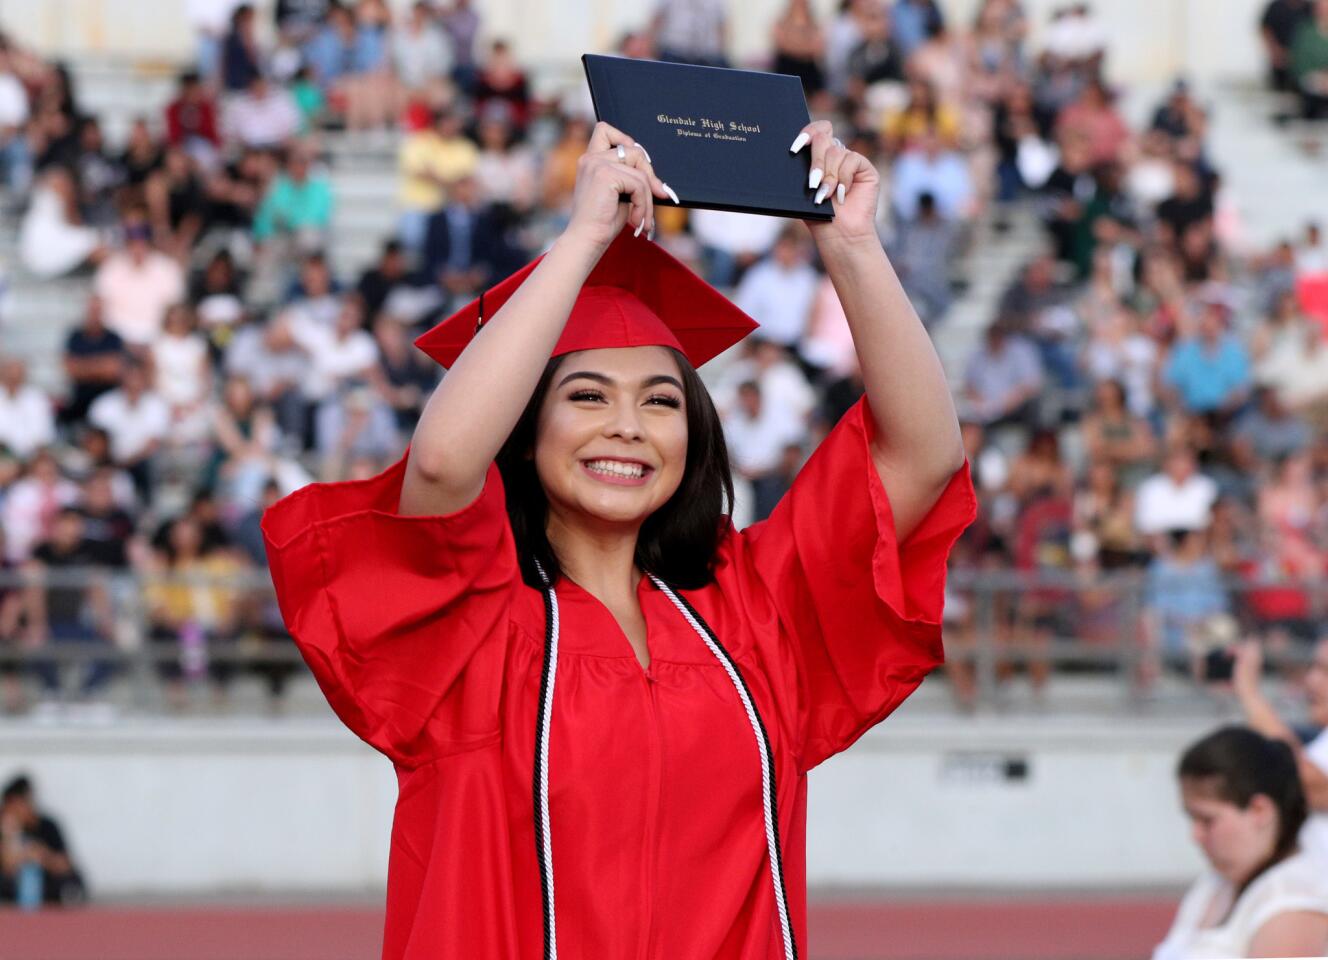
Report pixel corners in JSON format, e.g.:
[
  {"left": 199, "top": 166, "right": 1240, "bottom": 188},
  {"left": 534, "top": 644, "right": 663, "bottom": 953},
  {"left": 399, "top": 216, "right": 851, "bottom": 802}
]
[
  {"left": 809, "top": 168, "right": 823, "bottom": 190},
  {"left": 837, "top": 183, "right": 846, "bottom": 204},
  {"left": 663, "top": 182, "right": 680, "bottom": 204},
  {"left": 814, "top": 184, "right": 830, "bottom": 204},
  {"left": 789, "top": 132, "right": 810, "bottom": 153},
  {"left": 647, "top": 222, "right": 655, "bottom": 242},
  {"left": 635, "top": 142, "right": 652, "bottom": 164},
  {"left": 635, "top": 218, "right": 645, "bottom": 238}
]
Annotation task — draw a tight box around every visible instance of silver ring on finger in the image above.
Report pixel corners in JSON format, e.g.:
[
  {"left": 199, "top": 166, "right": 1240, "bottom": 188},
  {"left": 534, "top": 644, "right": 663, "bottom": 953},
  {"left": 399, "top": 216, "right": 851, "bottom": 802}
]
[
  {"left": 616, "top": 144, "right": 627, "bottom": 162},
  {"left": 832, "top": 137, "right": 844, "bottom": 149}
]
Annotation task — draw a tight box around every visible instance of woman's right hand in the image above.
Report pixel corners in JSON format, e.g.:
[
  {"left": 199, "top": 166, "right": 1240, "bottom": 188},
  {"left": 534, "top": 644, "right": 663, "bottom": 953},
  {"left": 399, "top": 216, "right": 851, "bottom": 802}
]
[{"left": 564, "top": 121, "right": 676, "bottom": 251}]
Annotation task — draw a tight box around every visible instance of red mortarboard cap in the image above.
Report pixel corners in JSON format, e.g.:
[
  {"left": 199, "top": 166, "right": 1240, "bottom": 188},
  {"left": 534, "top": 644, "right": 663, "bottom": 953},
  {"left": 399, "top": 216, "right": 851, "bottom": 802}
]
[{"left": 414, "top": 225, "right": 759, "bottom": 369}]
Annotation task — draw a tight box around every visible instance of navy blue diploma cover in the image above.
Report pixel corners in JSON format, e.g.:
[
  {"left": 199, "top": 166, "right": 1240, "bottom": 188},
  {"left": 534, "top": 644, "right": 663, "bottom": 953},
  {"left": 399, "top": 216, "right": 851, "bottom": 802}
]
[{"left": 581, "top": 54, "right": 833, "bottom": 222}]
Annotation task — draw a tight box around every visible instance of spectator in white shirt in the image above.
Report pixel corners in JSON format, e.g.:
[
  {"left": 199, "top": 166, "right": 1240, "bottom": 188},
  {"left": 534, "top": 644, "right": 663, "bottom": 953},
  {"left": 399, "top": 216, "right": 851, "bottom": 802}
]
[
  {"left": 1261, "top": 321, "right": 1328, "bottom": 418},
  {"left": 1082, "top": 306, "right": 1160, "bottom": 418},
  {"left": 0, "top": 358, "right": 55, "bottom": 460},
  {"left": 393, "top": 1, "right": 453, "bottom": 96},
  {"left": 732, "top": 228, "right": 820, "bottom": 350},
  {"left": 224, "top": 316, "right": 311, "bottom": 446},
  {"left": 1, "top": 451, "right": 80, "bottom": 563},
  {"left": 0, "top": 46, "right": 31, "bottom": 194},
  {"left": 1295, "top": 221, "right": 1327, "bottom": 280},
  {"left": 93, "top": 213, "right": 186, "bottom": 348},
  {"left": 150, "top": 305, "right": 214, "bottom": 446},
  {"left": 1134, "top": 446, "right": 1219, "bottom": 537},
  {"left": 689, "top": 208, "right": 784, "bottom": 288},
  {"left": 722, "top": 380, "right": 805, "bottom": 523},
  {"left": 961, "top": 321, "right": 1045, "bottom": 428},
  {"left": 88, "top": 363, "right": 172, "bottom": 500},
  {"left": 284, "top": 253, "right": 342, "bottom": 330},
  {"left": 713, "top": 338, "right": 817, "bottom": 429},
  {"left": 288, "top": 294, "right": 380, "bottom": 404},
  {"left": 19, "top": 168, "right": 106, "bottom": 279},
  {"left": 224, "top": 74, "right": 300, "bottom": 150}
]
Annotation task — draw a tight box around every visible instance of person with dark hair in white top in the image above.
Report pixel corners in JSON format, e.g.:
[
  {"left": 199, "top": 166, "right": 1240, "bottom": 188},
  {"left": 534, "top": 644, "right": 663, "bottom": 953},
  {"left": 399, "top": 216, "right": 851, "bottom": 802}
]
[{"left": 1154, "top": 726, "right": 1328, "bottom": 959}]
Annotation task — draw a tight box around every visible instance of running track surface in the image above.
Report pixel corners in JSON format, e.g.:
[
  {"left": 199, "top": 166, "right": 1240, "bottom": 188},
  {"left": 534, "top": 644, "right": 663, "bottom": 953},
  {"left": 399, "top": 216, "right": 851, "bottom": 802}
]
[{"left": 4, "top": 895, "right": 1177, "bottom": 960}]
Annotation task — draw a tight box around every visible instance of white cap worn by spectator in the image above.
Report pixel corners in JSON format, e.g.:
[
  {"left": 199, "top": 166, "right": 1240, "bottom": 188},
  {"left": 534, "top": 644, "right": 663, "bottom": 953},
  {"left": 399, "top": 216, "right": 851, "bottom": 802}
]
[{"left": 1043, "top": 4, "right": 1108, "bottom": 62}]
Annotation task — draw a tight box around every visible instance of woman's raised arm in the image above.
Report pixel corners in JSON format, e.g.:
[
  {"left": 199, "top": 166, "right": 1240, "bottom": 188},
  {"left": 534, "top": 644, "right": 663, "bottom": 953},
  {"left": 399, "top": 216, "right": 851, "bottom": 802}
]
[
  {"left": 796, "top": 120, "right": 966, "bottom": 542},
  {"left": 399, "top": 121, "right": 671, "bottom": 516}
]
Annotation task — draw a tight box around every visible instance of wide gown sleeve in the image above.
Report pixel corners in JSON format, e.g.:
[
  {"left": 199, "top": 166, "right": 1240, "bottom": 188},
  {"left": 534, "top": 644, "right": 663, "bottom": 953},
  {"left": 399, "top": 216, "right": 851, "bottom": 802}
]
[
  {"left": 739, "top": 396, "right": 977, "bottom": 772},
  {"left": 261, "top": 454, "right": 518, "bottom": 768}
]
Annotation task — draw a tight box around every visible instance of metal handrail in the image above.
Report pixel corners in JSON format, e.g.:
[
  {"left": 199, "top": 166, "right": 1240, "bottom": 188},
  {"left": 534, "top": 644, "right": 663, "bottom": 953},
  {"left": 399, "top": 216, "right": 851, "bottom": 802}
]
[{"left": 0, "top": 566, "right": 1322, "bottom": 710}]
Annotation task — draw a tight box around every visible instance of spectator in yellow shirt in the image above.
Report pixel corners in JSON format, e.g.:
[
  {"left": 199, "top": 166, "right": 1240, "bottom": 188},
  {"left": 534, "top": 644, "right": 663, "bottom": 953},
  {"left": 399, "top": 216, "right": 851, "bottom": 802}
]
[
  {"left": 880, "top": 75, "right": 962, "bottom": 155},
  {"left": 144, "top": 516, "right": 249, "bottom": 710},
  {"left": 396, "top": 107, "right": 479, "bottom": 257}
]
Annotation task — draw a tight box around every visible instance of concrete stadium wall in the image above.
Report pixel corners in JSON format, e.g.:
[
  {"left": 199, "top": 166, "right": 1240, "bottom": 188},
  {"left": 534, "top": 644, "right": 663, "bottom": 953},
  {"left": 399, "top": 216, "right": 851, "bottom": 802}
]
[
  {"left": 0, "top": 711, "right": 1209, "bottom": 896},
  {"left": 0, "top": 0, "right": 1273, "bottom": 89}
]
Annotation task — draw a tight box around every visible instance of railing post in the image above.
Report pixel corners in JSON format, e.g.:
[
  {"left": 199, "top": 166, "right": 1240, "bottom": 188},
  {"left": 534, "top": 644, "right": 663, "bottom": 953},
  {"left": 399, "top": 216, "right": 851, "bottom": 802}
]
[
  {"left": 118, "top": 571, "right": 154, "bottom": 712},
  {"left": 1119, "top": 573, "right": 1143, "bottom": 707},
  {"left": 975, "top": 577, "right": 999, "bottom": 709}
]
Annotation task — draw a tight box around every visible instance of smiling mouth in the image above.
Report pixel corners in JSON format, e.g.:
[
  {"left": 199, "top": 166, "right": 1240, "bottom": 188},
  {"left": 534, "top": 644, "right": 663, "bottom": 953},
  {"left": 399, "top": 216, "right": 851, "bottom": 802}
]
[{"left": 582, "top": 459, "right": 652, "bottom": 480}]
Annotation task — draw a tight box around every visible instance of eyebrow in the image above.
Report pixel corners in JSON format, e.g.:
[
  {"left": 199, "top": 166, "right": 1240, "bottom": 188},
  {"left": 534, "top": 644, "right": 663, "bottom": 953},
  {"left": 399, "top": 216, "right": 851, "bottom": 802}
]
[{"left": 556, "top": 371, "right": 684, "bottom": 392}]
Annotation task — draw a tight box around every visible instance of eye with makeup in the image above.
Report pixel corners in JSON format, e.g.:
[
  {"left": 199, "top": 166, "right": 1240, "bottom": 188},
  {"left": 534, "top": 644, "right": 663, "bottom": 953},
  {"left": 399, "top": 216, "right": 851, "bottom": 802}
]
[{"left": 567, "top": 389, "right": 682, "bottom": 409}]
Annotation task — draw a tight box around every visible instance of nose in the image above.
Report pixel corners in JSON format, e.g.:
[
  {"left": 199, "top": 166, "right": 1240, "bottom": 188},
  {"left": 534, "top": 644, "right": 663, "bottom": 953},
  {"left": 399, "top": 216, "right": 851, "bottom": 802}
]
[{"left": 604, "top": 399, "right": 644, "bottom": 442}]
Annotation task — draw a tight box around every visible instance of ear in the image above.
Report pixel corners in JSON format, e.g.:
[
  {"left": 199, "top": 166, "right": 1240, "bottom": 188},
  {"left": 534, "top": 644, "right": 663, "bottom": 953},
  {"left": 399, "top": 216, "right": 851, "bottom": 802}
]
[{"left": 1247, "top": 793, "right": 1278, "bottom": 826}]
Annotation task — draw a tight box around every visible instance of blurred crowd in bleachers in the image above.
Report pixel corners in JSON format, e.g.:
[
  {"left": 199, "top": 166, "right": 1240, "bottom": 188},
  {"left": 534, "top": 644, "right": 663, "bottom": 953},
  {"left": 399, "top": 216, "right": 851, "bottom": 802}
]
[{"left": 0, "top": 0, "right": 1324, "bottom": 714}]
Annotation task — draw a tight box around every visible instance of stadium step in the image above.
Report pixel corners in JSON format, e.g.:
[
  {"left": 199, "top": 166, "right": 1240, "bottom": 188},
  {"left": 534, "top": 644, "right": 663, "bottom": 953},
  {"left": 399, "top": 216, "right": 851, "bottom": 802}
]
[
  {"left": 931, "top": 206, "right": 1045, "bottom": 388},
  {"left": 1204, "top": 77, "right": 1328, "bottom": 247}
]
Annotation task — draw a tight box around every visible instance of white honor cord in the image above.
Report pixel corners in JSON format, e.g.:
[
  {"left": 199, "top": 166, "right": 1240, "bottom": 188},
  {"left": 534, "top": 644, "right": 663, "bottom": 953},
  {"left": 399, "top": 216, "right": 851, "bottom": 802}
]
[
  {"left": 531, "top": 565, "right": 797, "bottom": 960},
  {"left": 532, "top": 559, "right": 559, "bottom": 960},
  {"left": 650, "top": 575, "right": 797, "bottom": 960}
]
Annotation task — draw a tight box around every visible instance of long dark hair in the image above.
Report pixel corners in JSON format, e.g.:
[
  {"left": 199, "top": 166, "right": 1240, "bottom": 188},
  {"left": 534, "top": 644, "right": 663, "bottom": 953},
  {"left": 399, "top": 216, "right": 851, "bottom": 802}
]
[
  {"left": 1178, "top": 725, "right": 1308, "bottom": 897},
  {"left": 495, "top": 347, "right": 734, "bottom": 591}
]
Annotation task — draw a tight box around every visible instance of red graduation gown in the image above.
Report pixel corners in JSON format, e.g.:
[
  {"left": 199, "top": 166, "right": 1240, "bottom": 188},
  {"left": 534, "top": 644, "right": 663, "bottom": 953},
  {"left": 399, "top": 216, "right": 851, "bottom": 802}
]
[{"left": 262, "top": 397, "right": 977, "bottom": 959}]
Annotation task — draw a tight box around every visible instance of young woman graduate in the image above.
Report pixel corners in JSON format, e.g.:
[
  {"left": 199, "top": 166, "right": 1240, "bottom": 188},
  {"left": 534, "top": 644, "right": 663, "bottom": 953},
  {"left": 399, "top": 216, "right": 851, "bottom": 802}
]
[{"left": 262, "top": 119, "right": 977, "bottom": 959}]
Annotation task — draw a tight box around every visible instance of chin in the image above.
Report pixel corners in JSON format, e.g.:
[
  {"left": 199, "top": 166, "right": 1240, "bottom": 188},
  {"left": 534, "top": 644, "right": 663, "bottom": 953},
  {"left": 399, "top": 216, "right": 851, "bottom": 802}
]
[{"left": 579, "top": 494, "right": 656, "bottom": 526}]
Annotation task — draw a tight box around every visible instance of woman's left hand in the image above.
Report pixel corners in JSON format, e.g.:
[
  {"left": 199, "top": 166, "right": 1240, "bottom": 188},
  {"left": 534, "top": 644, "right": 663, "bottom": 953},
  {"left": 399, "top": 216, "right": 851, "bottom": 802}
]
[{"left": 790, "top": 119, "right": 881, "bottom": 248}]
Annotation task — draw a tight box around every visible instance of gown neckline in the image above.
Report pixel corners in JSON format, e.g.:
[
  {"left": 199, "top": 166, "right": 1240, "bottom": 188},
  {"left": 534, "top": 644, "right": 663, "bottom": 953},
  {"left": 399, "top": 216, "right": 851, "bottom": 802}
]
[{"left": 556, "top": 572, "right": 656, "bottom": 673}]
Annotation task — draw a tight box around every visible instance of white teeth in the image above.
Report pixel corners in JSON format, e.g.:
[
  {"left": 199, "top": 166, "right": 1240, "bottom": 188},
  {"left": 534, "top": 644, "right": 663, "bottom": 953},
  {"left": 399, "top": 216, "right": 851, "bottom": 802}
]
[{"left": 585, "top": 460, "right": 646, "bottom": 479}]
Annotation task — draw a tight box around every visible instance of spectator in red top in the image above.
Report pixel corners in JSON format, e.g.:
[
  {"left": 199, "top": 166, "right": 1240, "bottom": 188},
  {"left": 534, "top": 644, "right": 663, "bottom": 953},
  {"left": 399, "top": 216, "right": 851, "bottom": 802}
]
[
  {"left": 1243, "top": 525, "right": 1321, "bottom": 649},
  {"left": 474, "top": 39, "right": 530, "bottom": 132},
  {"left": 164, "top": 71, "right": 220, "bottom": 168}
]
